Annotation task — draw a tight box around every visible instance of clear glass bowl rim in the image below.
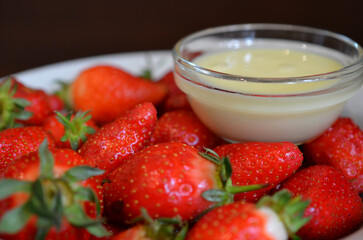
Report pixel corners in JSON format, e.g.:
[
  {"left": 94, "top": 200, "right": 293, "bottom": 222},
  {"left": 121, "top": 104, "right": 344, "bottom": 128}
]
[{"left": 172, "top": 23, "right": 363, "bottom": 84}]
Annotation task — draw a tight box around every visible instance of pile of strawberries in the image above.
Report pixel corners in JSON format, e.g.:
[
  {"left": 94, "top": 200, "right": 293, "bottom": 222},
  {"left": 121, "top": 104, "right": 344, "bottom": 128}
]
[{"left": 0, "top": 64, "right": 362, "bottom": 240}]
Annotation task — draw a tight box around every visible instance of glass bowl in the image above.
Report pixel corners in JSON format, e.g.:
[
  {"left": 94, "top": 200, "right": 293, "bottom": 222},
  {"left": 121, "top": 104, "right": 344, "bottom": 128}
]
[{"left": 172, "top": 23, "right": 363, "bottom": 144}]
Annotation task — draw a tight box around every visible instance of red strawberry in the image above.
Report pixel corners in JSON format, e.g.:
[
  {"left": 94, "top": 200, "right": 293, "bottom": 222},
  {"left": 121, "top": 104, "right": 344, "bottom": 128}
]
[
  {"left": 0, "top": 78, "right": 32, "bottom": 130},
  {"left": 150, "top": 110, "right": 223, "bottom": 151},
  {"left": 159, "top": 71, "right": 183, "bottom": 96},
  {"left": 0, "top": 126, "right": 56, "bottom": 175},
  {"left": 0, "top": 141, "right": 110, "bottom": 239},
  {"left": 181, "top": 51, "right": 203, "bottom": 61},
  {"left": 213, "top": 142, "right": 303, "bottom": 202},
  {"left": 78, "top": 102, "right": 157, "bottom": 174},
  {"left": 102, "top": 142, "right": 265, "bottom": 225},
  {"left": 158, "top": 71, "right": 191, "bottom": 113},
  {"left": 303, "top": 117, "right": 363, "bottom": 192},
  {"left": 46, "top": 94, "right": 64, "bottom": 112},
  {"left": 12, "top": 80, "right": 58, "bottom": 126},
  {"left": 110, "top": 225, "right": 147, "bottom": 240},
  {"left": 0, "top": 77, "right": 63, "bottom": 128},
  {"left": 71, "top": 65, "right": 167, "bottom": 124},
  {"left": 186, "top": 189, "right": 310, "bottom": 240},
  {"left": 42, "top": 111, "right": 98, "bottom": 150},
  {"left": 110, "top": 208, "right": 187, "bottom": 240},
  {"left": 281, "top": 165, "right": 363, "bottom": 240},
  {"left": 103, "top": 142, "right": 219, "bottom": 224}
]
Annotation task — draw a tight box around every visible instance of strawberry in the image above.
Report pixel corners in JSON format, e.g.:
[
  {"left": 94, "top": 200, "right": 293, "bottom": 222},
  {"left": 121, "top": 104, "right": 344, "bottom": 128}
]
[
  {"left": 303, "top": 117, "right": 363, "bottom": 192},
  {"left": 70, "top": 65, "right": 167, "bottom": 125},
  {"left": 42, "top": 111, "right": 98, "bottom": 150},
  {"left": 158, "top": 71, "right": 191, "bottom": 113},
  {"left": 103, "top": 142, "right": 265, "bottom": 225},
  {"left": 12, "top": 79, "right": 60, "bottom": 126},
  {"left": 0, "top": 126, "right": 56, "bottom": 175},
  {"left": 0, "top": 140, "right": 110, "bottom": 239},
  {"left": 110, "top": 225, "right": 148, "bottom": 240},
  {"left": 78, "top": 102, "right": 157, "bottom": 174},
  {"left": 46, "top": 94, "right": 65, "bottom": 113},
  {"left": 150, "top": 110, "right": 223, "bottom": 151},
  {"left": 212, "top": 142, "right": 303, "bottom": 202},
  {"left": 103, "top": 142, "right": 219, "bottom": 224},
  {"left": 186, "top": 189, "right": 310, "bottom": 240},
  {"left": 181, "top": 51, "right": 203, "bottom": 61},
  {"left": 0, "top": 78, "right": 32, "bottom": 130},
  {"left": 0, "top": 77, "right": 64, "bottom": 129},
  {"left": 281, "top": 165, "right": 363, "bottom": 240},
  {"left": 159, "top": 71, "right": 183, "bottom": 96},
  {"left": 110, "top": 208, "right": 187, "bottom": 240}
]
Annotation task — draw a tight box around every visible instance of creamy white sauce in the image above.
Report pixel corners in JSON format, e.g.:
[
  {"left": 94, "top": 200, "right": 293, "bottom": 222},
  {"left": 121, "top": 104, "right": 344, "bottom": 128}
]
[{"left": 195, "top": 48, "right": 342, "bottom": 78}]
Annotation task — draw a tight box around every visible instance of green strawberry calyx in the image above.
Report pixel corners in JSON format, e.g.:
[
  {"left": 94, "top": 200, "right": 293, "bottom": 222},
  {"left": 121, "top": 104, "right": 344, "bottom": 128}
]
[
  {"left": 130, "top": 207, "right": 188, "bottom": 240},
  {"left": 0, "top": 139, "right": 110, "bottom": 239},
  {"left": 0, "top": 77, "right": 32, "bottom": 130},
  {"left": 54, "top": 81, "right": 73, "bottom": 111},
  {"left": 55, "top": 110, "right": 97, "bottom": 151},
  {"left": 257, "top": 189, "right": 311, "bottom": 240},
  {"left": 199, "top": 148, "right": 269, "bottom": 206}
]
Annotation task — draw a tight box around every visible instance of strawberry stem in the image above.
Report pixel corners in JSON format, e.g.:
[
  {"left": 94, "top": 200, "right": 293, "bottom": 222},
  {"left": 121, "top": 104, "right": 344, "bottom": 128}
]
[
  {"left": 55, "top": 110, "right": 97, "bottom": 151},
  {"left": 200, "top": 148, "right": 269, "bottom": 206}
]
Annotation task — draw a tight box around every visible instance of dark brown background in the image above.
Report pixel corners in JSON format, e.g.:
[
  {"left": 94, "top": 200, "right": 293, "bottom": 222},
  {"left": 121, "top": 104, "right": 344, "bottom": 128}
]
[{"left": 1, "top": 0, "right": 362, "bottom": 77}]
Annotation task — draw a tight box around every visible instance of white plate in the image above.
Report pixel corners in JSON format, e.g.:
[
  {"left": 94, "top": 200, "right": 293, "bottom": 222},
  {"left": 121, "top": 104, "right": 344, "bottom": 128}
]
[{"left": 5, "top": 50, "right": 363, "bottom": 239}]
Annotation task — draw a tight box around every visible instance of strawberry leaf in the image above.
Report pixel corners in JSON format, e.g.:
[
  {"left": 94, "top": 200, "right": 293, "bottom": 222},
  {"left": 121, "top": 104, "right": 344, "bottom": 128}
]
[
  {"left": 64, "top": 166, "right": 104, "bottom": 182},
  {"left": 74, "top": 187, "right": 101, "bottom": 215},
  {"left": 86, "top": 224, "right": 112, "bottom": 238},
  {"left": 257, "top": 189, "right": 311, "bottom": 238},
  {"left": 140, "top": 69, "right": 152, "bottom": 80},
  {"left": 175, "top": 223, "right": 188, "bottom": 240},
  {"left": 35, "top": 218, "right": 53, "bottom": 240},
  {"left": 0, "top": 139, "right": 110, "bottom": 239},
  {"left": 27, "top": 179, "right": 54, "bottom": 221},
  {"left": 138, "top": 208, "right": 187, "bottom": 240},
  {"left": 64, "top": 203, "right": 110, "bottom": 237},
  {"left": 49, "top": 183, "right": 63, "bottom": 230},
  {"left": 199, "top": 148, "right": 221, "bottom": 165},
  {"left": 0, "top": 78, "right": 32, "bottom": 130},
  {"left": 220, "top": 156, "right": 232, "bottom": 184},
  {"left": 64, "top": 203, "right": 103, "bottom": 227},
  {"left": 0, "top": 179, "right": 31, "bottom": 200},
  {"left": 55, "top": 110, "right": 97, "bottom": 151},
  {"left": 202, "top": 189, "right": 229, "bottom": 203},
  {"left": 38, "top": 140, "right": 54, "bottom": 179},
  {"left": 12, "top": 109, "right": 33, "bottom": 120},
  {"left": 0, "top": 204, "right": 32, "bottom": 234}
]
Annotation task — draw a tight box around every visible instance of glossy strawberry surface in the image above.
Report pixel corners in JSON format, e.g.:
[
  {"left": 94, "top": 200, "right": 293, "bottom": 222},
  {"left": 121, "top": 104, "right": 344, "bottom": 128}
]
[
  {"left": 303, "top": 118, "right": 363, "bottom": 192},
  {"left": 78, "top": 102, "right": 157, "bottom": 174},
  {"left": 0, "top": 126, "right": 56, "bottom": 174},
  {"left": 150, "top": 110, "right": 223, "bottom": 151},
  {"left": 103, "top": 142, "right": 219, "bottom": 224},
  {"left": 71, "top": 65, "right": 167, "bottom": 125},
  {"left": 281, "top": 165, "right": 363, "bottom": 240},
  {"left": 186, "top": 201, "right": 273, "bottom": 240},
  {"left": 214, "top": 142, "right": 303, "bottom": 202}
]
